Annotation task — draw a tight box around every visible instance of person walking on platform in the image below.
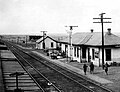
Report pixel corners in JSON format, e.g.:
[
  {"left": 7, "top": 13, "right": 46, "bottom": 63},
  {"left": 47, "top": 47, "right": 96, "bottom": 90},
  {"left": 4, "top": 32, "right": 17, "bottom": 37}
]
[
  {"left": 89, "top": 62, "right": 94, "bottom": 74},
  {"left": 83, "top": 64, "right": 88, "bottom": 75},
  {"left": 104, "top": 62, "right": 109, "bottom": 75}
]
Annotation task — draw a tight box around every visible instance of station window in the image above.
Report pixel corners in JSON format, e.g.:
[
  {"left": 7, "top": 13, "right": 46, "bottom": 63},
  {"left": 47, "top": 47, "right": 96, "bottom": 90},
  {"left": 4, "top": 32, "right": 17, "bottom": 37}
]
[
  {"left": 74, "top": 47, "right": 76, "bottom": 57},
  {"left": 82, "top": 48, "right": 86, "bottom": 58},
  {"left": 106, "top": 49, "right": 111, "bottom": 61},
  {"left": 51, "top": 42, "right": 54, "bottom": 47},
  {"left": 77, "top": 47, "right": 79, "bottom": 57},
  {"left": 92, "top": 49, "right": 95, "bottom": 60},
  {"left": 65, "top": 45, "right": 68, "bottom": 53}
]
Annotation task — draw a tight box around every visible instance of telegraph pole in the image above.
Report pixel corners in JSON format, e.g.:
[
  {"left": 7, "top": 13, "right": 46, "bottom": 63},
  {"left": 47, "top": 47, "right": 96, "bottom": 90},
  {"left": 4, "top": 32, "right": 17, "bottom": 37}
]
[
  {"left": 26, "top": 35, "right": 27, "bottom": 47},
  {"left": 65, "top": 26, "right": 78, "bottom": 62},
  {"left": 93, "top": 13, "right": 111, "bottom": 69},
  {"left": 41, "top": 31, "right": 47, "bottom": 49},
  {"left": 17, "top": 37, "right": 20, "bottom": 44}
]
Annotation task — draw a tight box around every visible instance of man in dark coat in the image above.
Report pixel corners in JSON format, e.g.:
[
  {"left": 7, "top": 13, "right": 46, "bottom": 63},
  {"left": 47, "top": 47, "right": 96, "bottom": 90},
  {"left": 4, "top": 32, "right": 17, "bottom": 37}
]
[
  {"left": 104, "top": 62, "right": 109, "bottom": 75},
  {"left": 90, "top": 62, "right": 94, "bottom": 74},
  {"left": 83, "top": 64, "right": 88, "bottom": 75}
]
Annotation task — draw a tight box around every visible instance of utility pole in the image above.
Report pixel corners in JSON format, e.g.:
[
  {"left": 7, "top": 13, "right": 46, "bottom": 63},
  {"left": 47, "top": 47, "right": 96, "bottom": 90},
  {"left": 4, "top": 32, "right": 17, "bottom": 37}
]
[
  {"left": 93, "top": 13, "right": 111, "bottom": 69},
  {"left": 65, "top": 26, "right": 78, "bottom": 62},
  {"left": 17, "top": 37, "right": 20, "bottom": 44},
  {"left": 26, "top": 35, "right": 27, "bottom": 47},
  {"left": 41, "top": 31, "right": 47, "bottom": 49}
]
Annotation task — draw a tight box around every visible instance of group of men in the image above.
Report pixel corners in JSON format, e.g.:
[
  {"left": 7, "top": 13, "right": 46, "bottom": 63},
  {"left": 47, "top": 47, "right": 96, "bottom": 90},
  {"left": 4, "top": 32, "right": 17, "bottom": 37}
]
[{"left": 83, "top": 62, "right": 109, "bottom": 75}]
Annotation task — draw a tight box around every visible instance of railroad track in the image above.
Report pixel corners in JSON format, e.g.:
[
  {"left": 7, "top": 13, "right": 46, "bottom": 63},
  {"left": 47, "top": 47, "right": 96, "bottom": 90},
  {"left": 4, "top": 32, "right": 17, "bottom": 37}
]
[
  {"left": 6, "top": 43, "right": 62, "bottom": 92},
  {"left": 4, "top": 41, "right": 113, "bottom": 92}
]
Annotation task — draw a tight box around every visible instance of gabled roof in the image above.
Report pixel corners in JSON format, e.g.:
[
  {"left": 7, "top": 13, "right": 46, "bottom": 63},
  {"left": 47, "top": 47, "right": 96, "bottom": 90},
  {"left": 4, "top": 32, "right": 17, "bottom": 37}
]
[
  {"left": 85, "top": 32, "right": 120, "bottom": 46},
  {"left": 36, "top": 36, "right": 59, "bottom": 44},
  {"left": 36, "top": 33, "right": 68, "bottom": 44},
  {"left": 104, "top": 33, "right": 120, "bottom": 45},
  {"left": 61, "top": 32, "right": 89, "bottom": 44},
  {"left": 61, "top": 31, "right": 120, "bottom": 46},
  {"left": 84, "top": 32, "right": 102, "bottom": 46}
]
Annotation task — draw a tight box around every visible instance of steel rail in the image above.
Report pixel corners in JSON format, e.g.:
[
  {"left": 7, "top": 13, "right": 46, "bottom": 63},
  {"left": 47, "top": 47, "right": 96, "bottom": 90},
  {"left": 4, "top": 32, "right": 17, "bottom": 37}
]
[
  {"left": 17, "top": 46, "right": 113, "bottom": 92},
  {"left": 12, "top": 45, "right": 95, "bottom": 92},
  {"left": 7, "top": 45, "right": 45, "bottom": 92},
  {"left": 6, "top": 42, "right": 94, "bottom": 92},
  {"left": 28, "top": 52, "right": 95, "bottom": 92},
  {"left": 10, "top": 45, "right": 62, "bottom": 92},
  {"left": 3, "top": 40, "right": 113, "bottom": 92},
  {"left": 31, "top": 52, "right": 113, "bottom": 92}
]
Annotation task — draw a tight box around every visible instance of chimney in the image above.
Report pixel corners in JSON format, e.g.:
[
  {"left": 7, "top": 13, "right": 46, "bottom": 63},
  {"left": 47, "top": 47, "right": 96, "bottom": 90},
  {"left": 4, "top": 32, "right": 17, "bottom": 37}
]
[
  {"left": 91, "top": 29, "right": 94, "bottom": 33},
  {"left": 107, "top": 28, "right": 111, "bottom": 35}
]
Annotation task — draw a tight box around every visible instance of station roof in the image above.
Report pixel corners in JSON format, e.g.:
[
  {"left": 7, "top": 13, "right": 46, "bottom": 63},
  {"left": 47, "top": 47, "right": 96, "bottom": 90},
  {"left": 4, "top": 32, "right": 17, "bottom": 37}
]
[
  {"left": 36, "top": 34, "right": 68, "bottom": 44},
  {"left": 36, "top": 36, "right": 59, "bottom": 44},
  {"left": 36, "top": 30, "right": 120, "bottom": 46},
  {"left": 61, "top": 31, "right": 120, "bottom": 46}
]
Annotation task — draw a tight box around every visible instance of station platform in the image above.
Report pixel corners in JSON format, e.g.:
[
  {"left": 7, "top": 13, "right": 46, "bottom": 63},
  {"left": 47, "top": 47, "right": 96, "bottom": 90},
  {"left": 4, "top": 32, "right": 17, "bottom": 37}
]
[
  {"left": 0, "top": 50, "right": 17, "bottom": 92},
  {"left": 32, "top": 51, "right": 113, "bottom": 85}
]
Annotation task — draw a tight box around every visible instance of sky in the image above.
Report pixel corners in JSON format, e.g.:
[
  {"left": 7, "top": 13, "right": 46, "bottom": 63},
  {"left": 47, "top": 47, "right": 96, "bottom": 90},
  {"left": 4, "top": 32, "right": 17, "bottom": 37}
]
[{"left": 0, "top": 0, "right": 120, "bottom": 35}]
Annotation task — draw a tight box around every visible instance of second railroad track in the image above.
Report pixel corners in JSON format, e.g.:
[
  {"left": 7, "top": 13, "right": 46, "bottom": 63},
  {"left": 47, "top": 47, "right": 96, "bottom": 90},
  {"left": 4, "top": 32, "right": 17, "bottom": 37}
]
[{"left": 4, "top": 41, "right": 113, "bottom": 92}]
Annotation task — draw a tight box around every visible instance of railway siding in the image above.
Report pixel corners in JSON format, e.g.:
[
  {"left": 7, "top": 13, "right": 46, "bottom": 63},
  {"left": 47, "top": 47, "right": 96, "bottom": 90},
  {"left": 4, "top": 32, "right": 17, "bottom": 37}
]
[
  {"left": 3, "top": 41, "right": 114, "bottom": 92},
  {"left": 11, "top": 45, "right": 92, "bottom": 92}
]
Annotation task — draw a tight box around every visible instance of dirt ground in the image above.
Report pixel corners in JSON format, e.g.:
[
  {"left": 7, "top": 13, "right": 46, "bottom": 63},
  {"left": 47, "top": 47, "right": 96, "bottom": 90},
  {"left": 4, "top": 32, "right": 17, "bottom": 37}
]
[
  {"left": 34, "top": 49, "right": 120, "bottom": 92},
  {"left": 66, "top": 61, "right": 120, "bottom": 92},
  {"left": 8, "top": 46, "right": 119, "bottom": 92}
]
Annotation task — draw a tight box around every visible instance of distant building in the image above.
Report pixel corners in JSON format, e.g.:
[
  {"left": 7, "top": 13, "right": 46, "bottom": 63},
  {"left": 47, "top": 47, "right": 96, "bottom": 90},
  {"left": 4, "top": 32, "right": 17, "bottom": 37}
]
[
  {"left": 2, "top": 35, "right": 42, "bottom": 43},
  {"left": 36, "top": 36, "right": 62, "bottom": 50},
  {"left": 29, "top": 35, "right": 42, "bottom": 42}
]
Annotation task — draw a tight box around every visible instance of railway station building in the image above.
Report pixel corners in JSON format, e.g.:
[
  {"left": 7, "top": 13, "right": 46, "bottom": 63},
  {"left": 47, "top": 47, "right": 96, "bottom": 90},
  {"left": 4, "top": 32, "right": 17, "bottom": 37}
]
[
  {"left": 61, "top": 28, "right": 120, "bottom": 66},
  {"left": 36, "top": 29, "right": 120, "bottom": 66}
]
